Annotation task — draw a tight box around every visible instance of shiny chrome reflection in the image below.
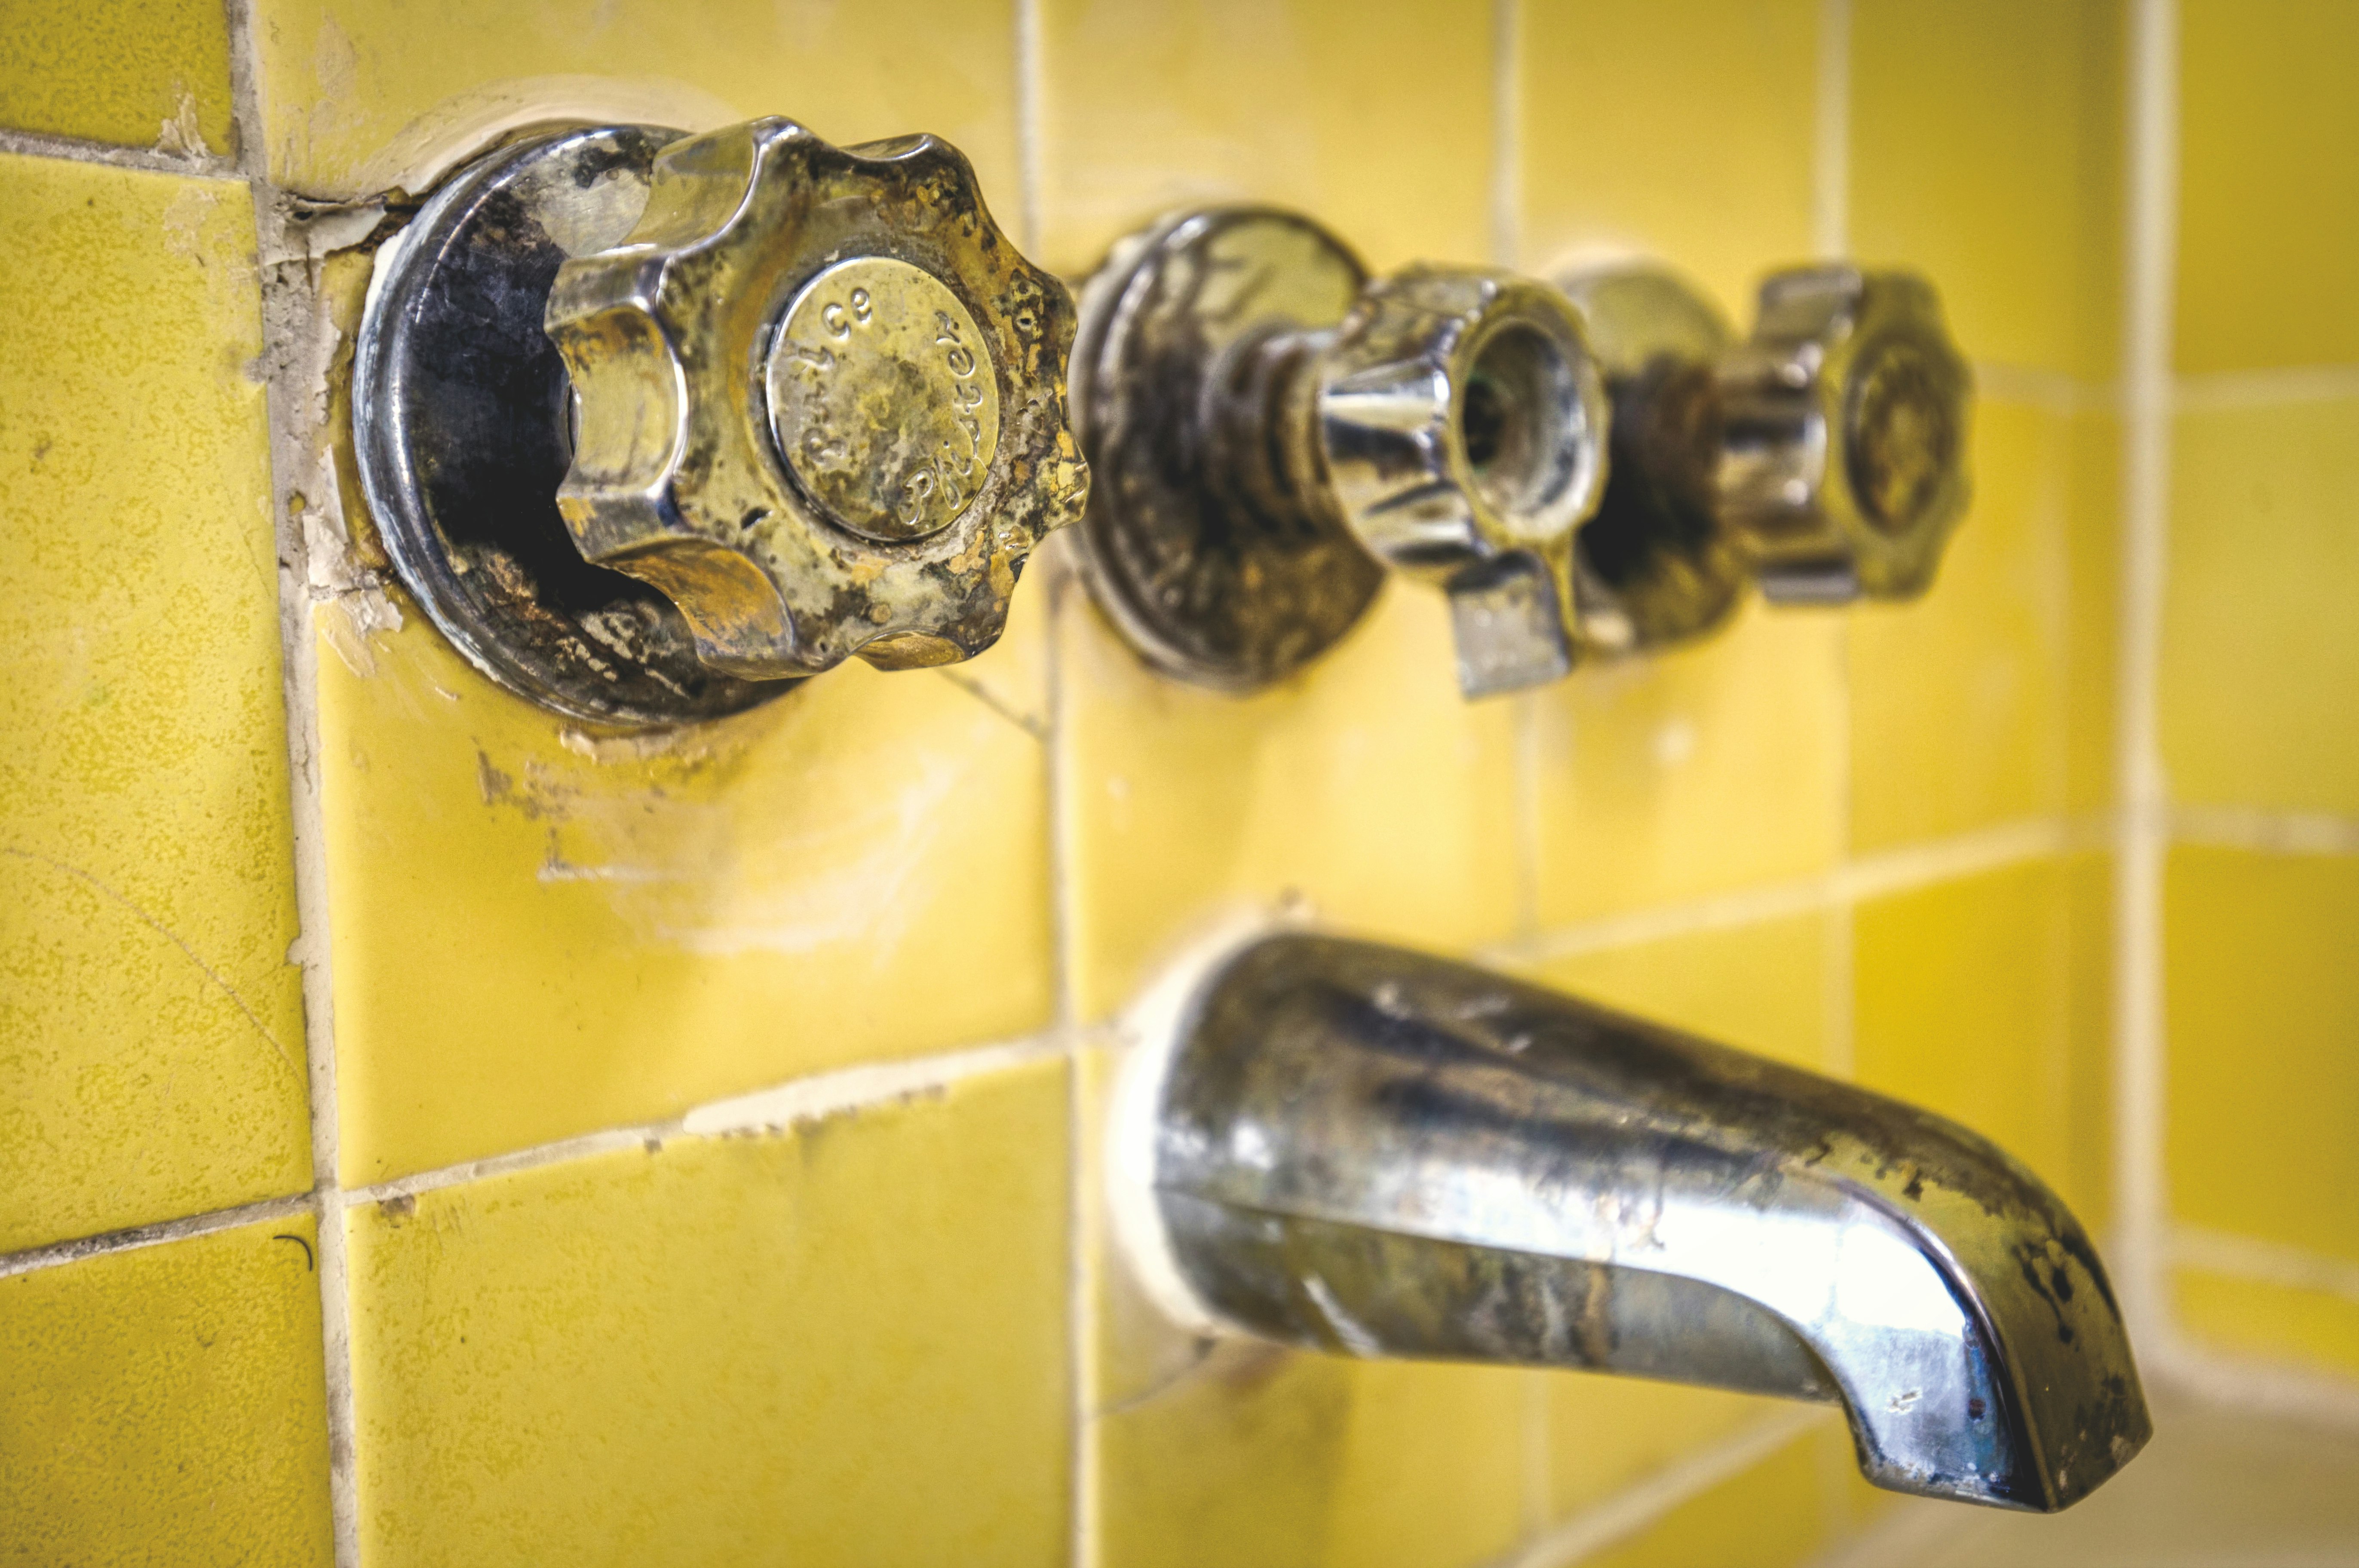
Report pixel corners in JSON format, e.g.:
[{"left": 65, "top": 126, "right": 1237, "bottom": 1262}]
[{"left": 1110, "top": 932, "right": 2150, "bottom": 1511}]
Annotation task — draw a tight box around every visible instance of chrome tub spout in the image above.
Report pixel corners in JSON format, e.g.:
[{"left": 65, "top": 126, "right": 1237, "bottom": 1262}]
[{"left": 1111, "top": 933, "right": 2150, "bottom": 1510}]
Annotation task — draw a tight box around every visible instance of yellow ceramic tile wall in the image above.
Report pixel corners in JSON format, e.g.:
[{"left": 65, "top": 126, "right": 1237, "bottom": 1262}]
[
  {"left": 1094, "top": 1348, "right": 1527, "bottom": 1568},
  {"left": 2166, "top": 845, "right": 2359, "bottom": 1266},
  {"left": 347, "top": 1060, "right": 1069, "bottom": 1567},
  {"left": 0, "top": 0, "right": 236, "bottom": 155},
  {"left": 2160, "top": 396, "right": 2359, "bottom": 814},
  {"left": 315, "top": 603, "right": 1053, "bottom": 1184},
  {"left": 1533, "top": 608, "right": 1845, "bottom": 927},
  {"left": 1520, "top": 0, "right": 1819, "bottom": 313},
  {"left": 2065, "top": 409, "right": 2122, "bottom": 815},
  {"left": 1850, "top": 0, "right": 2123, "bottom": 380},
  {"left": 0, "top": 153, "right": 309, "bottom": 1253},
  {"left": 1546, "top": 1375, "right": 1785, "bottom": 1524},
  {"left": 1848, "top": 402, "right": 2071, "bottom": 851},
  {"left": 1578, "top": 1417, "right": 1874, "bottom": 1568},
  {"left": 2176, "top": 0, "right": 2359, "bottom": 374},
  {"left": 247, "top": 0, "right": 1020, "bottom": 199},
  {"left": 0, "top": 1217, "right": 333, "bottom": 1565},
  {"left": 2175, "top": 1268, "right": 2359, "bottom": 1382},
  {"left": 1037, "top": 0, "right": 1492, "bottom": 275},
  {"left": 1525, "top": 910, "right": 1834, "bottom": 1072},
  {"left": 1853, "top": 860, "right": 2081, "bottom": 1204},
  {"left": 1061, "top": 585, "right": 1519, "bottom": 1024}
]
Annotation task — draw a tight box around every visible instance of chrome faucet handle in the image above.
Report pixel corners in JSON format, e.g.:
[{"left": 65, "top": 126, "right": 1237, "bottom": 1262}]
[
  {"left": 1554, "top": 262, "right": 1972, "bottom": 650},
  {"left": 548, "top": 118, "right": 1087, "bottom": 680},
  {"left": 1111, "top": 931, "right": 2150, "bottom": 1512},
  {"left": 1718, "top": 266, "right": 1972, "bottom": 604},
  {"left": 356, "top": 119, "right": 1085, "bottom": 726},
  {"left": 1074, "top": 209, "right": 1609, "bottom": 698}
]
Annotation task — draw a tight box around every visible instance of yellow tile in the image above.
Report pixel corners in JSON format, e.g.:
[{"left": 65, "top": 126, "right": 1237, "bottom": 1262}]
[
  {"left": 1522, "top": 0, "right": 1819, "bottom": 315},
  {"left": 2065, "top": 407, "right": 2121, "bottom": 816},
  {"left": 2177, "top": 0, "right": 2359, "bottom": 374},
  {"left": 0, "top": 0, "right": 236, "bottom": 155},
  {"left": 1849, "top": 401, "right": 2071, "bottom": 852},
  {"left": 347, "top": 1059, "right": 1070, "bottom": 1566},
  {"left": 2160, "top": 396, "right": 2359, "bottom": 814},
  {"left": 1524, "top": 910, "right": 1834, "bottom": 1072},
  {"left": 1062, "top": 582, "right": 1520, "bottom": 1025},
  {"left": 1534, "top": 605, "right": 1846, "bottom": 928},
  {"left": 1577, "top": 1416, "right": 1854, "bottom": 1568},
  {"left": 2175, "top": 1266, "right": 2359, "bottom": 1382},
  {"left": 248, "top": 0, "right": 1020, "bottom": 201},
  {"left": 316, "top": 600, "right": 1053, "bottom": 1185},
  {"left": 1851, "top": 0, "right": 2123, "bottom": 380},
  {"left": 0, "top": 154, "right": 308, "bottom": 1253},
  {"left": 1095, "top": 1349, "right": 1526, "bottom": 1568},
  {"left": 1546, "top": 1372, "right": 1785, "bottom": 1522},
  {"left": 2166, "top": 846, "right": 2359, "bottom": 1265},
  {"left": 0, "top": 1216, "right": 334, "bottom": 1565},
  {"left": 1038, "top": 0, "right": 1492, "bottom": 275},
  {"left": 1853, "top": 860, "right": 2076, "bottom": 1190},
  {"left": 2061, "top": 850, "right": 2115, "bottom": 1234}
]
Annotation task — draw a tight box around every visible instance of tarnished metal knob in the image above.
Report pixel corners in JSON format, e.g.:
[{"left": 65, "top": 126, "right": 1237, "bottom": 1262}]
[
  {"left": 1716, "top": 267, "right": 1970, "bottom": 604},
  {"left": 354, "top": 119, "right": 1083, "bottom": 726},
  {"left": 549, "top": 119, "right": 1084, "bottom": 679},
  {"left": 1555, "top": 263, "right": 1972, "bottom": 651},
  {"left": 1074, "top": 208, "right": 1609, "bottom": 698}
]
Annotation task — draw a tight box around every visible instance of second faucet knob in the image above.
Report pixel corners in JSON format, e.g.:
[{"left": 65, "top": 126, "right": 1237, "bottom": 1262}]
[{"left": 1074, "top": 208, "right": 1610, "bottom": 698}]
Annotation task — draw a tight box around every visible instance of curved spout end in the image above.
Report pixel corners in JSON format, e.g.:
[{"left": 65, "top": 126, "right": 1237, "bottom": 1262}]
[{"left": 1118, "top": 932, "right": 2152, "bottom": 1512}]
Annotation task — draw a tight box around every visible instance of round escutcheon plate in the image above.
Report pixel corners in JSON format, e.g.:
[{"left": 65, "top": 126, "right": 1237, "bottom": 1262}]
[
  {"left": 354, "top": 123, "right": 788, "bottom": 729},
  {"left": 1071, "top": 208, "right": 1385, "bottom": 691}
]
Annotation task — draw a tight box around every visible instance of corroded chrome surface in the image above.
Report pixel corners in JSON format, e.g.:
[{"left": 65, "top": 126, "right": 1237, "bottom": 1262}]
[
  {"left": 1073, "top": 207, "right": 1611, "bottom": 698},
  {"left": 354, "top": 124, "right": 781, "bottom": 727},
  {"left": 548, "top": 118, "right": 1088, "bottom": 679},
  {"left": 1117, "top": 932, "right": 2150, "bottom": 1512},
  {"left": 1070, "top": 208, "right": 1384, "bottom": 692}
]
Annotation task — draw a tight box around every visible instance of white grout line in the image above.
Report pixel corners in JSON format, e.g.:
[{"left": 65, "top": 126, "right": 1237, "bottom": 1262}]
[
  {"left": 1489, "top": 1408, "right": 1831, "bottom": 1568},
  {"left": 0, "top": 1194, "right": 314, "bottom": 1283},
  {"left": 1974, "top": 359, "right": 2116, "bottom": 417},
  {"left": 2172, "top": 802, "right": 2359, "bottom": 857},
  {"left": 1811, "top": 0, "right": 1850, "bottom": 260},
  {"left": 1044, "top": 570, "right": 1101, "bottom": 1568},
  {"left": 2150, "top": 1332, "right": 2359, "bottom": 1433},
  {"left": 2173, "top": 1225, "right": 2359, "bottom": 1308},
  {"left": 0, "top": 123, "right": 242, "bottom": 179},
  {"left": 2113, "top": 0, "right": 2179, "bottom": 1352},
  {"left": 331, "top": 1029, "right": 1071, "bottom": 1208},
  {"left": 1013, "top": 0, "right": 1046, "bottom": 258},
  {"left": 2174, "top": 361, "right": 2359, "bottom": 411},
  {"left": 1813, "top": 0, "right": 1856, "bottom": 1086},
  {"left": 1487, "top": 814, "right": 2098, "bottom": 970},
  {"left": 221, "top": 0, "right": 363, "bottom": 1558},
  {"left": 1490, "top": 0, "right": 1524, "bottom": 268}
]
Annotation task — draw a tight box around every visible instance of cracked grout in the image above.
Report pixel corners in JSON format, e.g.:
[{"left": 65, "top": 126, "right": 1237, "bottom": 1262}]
[
  {"left": 0, "top": 123, "right": 242, "bottom": 179},
  {"left": 0, "top": 1194, "right": 316, "bottom": 1283}
]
